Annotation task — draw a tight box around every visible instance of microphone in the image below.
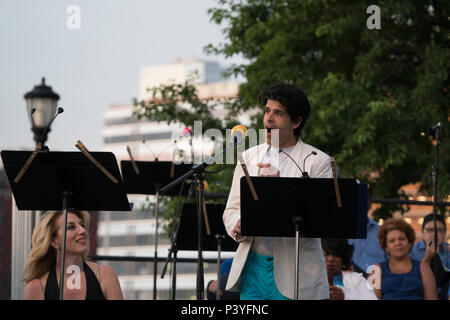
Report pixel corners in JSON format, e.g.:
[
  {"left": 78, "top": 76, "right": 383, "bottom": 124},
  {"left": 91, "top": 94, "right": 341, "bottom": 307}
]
[
  {"left": 34, "top": 107, "right": 64, "bottom": 148},
  {"left": 30, "top": 108, "right": 37, "bottom": 128},
  {"left": 278, "top": 149, "right": 317, "bottom": 178},
  {"left": 229, "top": 125, "right": 247, "bottom": 146},
  {"left": 278, "top": 149, "right": 306, "bottom": 177},
  {"left": 182, "top": 127, "right": 194, "bottom": 163},
  {"left": 428, "top": 122, "right": 442, "bottom": 137},
  {"left": 303, "top": 151, "right": 317, "bottom": 176},
  {"left": 182, "top": 127, "right": 193, "bottom": 143},
  {"left": 143, "top": 138, "right": 178, "bottom": 162},
  {"left": 142, "top": 139, "right": 158, "bottom": 160}
]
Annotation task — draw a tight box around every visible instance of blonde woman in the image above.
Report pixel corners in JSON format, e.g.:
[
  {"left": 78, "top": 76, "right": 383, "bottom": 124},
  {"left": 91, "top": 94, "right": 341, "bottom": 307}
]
[{"left": 23, "top": 210, "right": 123, "bottom": 300}]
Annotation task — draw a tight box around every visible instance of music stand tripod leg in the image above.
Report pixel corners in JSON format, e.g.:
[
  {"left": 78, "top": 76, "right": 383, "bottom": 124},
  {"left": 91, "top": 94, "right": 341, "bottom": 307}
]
[
  {"left": 171, "top": 249, "right": 178, "bottom": 300},
  {"left": 153, "top": 185, "right": 160, "bottom": 300},
  {"left": 293, "top": 216, "right": 302, "bottom": 301},
  {"left": 59, "top": 191, "right": 72, "bottom": 300},
  {"left": 215, "top": 234, "right": 225, "bottom": 301}
]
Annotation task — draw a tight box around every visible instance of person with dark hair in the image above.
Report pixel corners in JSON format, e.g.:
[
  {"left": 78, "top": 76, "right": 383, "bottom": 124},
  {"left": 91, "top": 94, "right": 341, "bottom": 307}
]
[
  {"left": 410, "top": 213, "right": 449, "bottom": 299},
  {"left": 410, "top": 213, "right": 449, "bottom": 270},
  {"left": 373, "top": 218, "right": 438, "bottom": 300},
  {"left": 223, "top": 83, "right": 333, "bottom": 300},
  {"left": 257, "top": 83, "right": 311, "bottom": 139},
  {"left": 322, "top": 239, "right": 378, "bottom": 300}
]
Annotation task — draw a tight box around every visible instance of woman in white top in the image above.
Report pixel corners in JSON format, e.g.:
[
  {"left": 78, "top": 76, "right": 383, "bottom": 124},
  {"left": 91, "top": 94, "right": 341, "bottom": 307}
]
[{"left": 322, "top": 238, "right": 378, "bottom": 300}]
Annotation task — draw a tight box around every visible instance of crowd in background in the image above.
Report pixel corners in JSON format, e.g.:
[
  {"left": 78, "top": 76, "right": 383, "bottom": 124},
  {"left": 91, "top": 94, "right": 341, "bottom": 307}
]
[{"left": 208, "top": 213, "right": 449, "bottom": 300}]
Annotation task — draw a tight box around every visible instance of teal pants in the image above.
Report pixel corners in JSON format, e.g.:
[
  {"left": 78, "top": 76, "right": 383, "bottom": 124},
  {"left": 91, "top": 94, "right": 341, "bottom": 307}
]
[{"left": 240, "top": 251, "right": 290, "bottom": 300}]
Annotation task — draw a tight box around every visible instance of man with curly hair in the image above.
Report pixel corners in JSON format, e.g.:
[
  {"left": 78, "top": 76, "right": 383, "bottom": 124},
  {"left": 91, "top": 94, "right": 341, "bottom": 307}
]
[{"left": 223, "top": 83, "right": 332, "bottom": 300}]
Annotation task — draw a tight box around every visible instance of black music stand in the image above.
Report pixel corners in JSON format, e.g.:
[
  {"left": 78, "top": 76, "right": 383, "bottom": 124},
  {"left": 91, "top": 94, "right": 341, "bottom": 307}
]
[
  {"left": 1, "top": 150, "right": 131, "bottom": 300},
  {"left": 121, "top": 161, "right": 192, "bottom": 196},
  {"left": 120, "top": 160, "right": 192, "bottom": 300},
  {"left": 240, "top": 177, "right": 367, "bottom": 299},
  {"left": 175, "top": 202, "right": 237, "bottom": 300}
]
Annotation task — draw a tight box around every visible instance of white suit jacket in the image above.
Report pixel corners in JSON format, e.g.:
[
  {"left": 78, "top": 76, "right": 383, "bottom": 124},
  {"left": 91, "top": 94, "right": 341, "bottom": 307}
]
[{"left": 223, "top": 139, "right": 332, "bottom": 300}]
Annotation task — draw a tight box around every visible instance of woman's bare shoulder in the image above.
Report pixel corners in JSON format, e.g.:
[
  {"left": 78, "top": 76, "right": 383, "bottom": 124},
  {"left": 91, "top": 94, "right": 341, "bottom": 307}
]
[{"left": 24, "top": 273, "right": 48, "bottom": 300}]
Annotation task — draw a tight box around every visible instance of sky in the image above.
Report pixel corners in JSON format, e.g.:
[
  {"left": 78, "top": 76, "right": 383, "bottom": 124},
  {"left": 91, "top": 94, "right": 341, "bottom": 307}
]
[{"left": 0, "top": 0, "right": 244, "bottom": 153}]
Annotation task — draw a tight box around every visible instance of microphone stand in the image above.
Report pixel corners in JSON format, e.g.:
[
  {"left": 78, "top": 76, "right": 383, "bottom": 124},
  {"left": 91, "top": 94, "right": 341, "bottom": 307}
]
[
  {"left": 153, "top": 182, "right": 160, "bottom": 300},
  {"left": 194, "top": 171, "right": 206, "bottom": 300},
  {"left": 292, "top": 175, "right": 309, "bottom": 300},
  {"left": 215, "top": 234, "right": 225, "bottom": 300},
  {"left": 152, "top": 157, "right": 160, "bottom": 301},
  {"left": 160, "top": 181, "right": 193, "bottom": 300},
  {"left": 160, "top": 138, "right": 243, "bottom": 300},
  {"left": 430, "top": 123, "right": 441, "bottom": 278},
  {"left": 279, "top": 148, "right": 312, "bottom": 299}
]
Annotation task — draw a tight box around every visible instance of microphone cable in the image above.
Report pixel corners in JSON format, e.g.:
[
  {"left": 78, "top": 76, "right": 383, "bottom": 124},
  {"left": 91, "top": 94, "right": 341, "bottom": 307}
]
[{"left": 278, "top": 149, "right": 317, "bottom": 178}]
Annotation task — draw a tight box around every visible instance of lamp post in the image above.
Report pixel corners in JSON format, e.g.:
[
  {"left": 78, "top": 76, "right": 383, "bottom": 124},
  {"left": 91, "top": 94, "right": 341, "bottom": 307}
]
[
  {"left": 24, "top": 77, "right": 60, "bottom": 146},
  {"left": 10, "top": 77, "right": 60, "bottom": 299}
]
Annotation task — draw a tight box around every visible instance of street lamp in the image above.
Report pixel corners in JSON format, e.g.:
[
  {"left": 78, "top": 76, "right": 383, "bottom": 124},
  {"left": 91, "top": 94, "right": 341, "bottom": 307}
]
[
  {"left": 24, "top": 77, "right": 60, "bottom": 146},
  {"left": 11, "top": 77, "right": 60, "bottom": 299}
]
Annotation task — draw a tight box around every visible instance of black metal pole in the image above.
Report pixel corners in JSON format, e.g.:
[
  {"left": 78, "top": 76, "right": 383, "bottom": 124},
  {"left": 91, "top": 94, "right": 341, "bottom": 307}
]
[
  {"left": 171, "top": 249, "right": 178, "bottom": 300},
  {"left": 59, "top": 191, "right": 72, "bottom": 300},
  {"left": 293, "top": 216, "right": 301, "bottom": 300},
  {"left": 431, "top": 124, "right": 441, "bottom": 272},
  {"left": 153, "top": 185, "right": 160, "bottom": 300},
  {"left": 195, "top": 173, "right": 205, "bottom": 300},
  {"left": 215, "top": 234, "right": 224, "bottom": 300}
]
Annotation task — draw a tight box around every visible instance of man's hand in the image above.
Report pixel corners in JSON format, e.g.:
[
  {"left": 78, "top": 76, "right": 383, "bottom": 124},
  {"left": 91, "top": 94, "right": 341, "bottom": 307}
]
[
  {"left": 257, "top": 163, "right": 280, "bottom": 177},
  {"left": 232, "top": 219, "right": 242, "bottom": 238},
  {"left": 423, "top": 240, "right": 438, "bottom": 264}
]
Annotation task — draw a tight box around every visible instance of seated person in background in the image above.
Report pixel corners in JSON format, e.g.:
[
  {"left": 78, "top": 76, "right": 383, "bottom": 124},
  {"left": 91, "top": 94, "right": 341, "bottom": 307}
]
[
  {"left": 322, "top": 238, "right": 378, "bottom": 300},
  {"left": 410, "top": 213, "right": 449, "bottom": 300},
  {"left": 207, "top": 258, "right": 240, "bottom": 300},
  {"left": 348, "top": 217, "right": 387, "bottom": 276},
  {"left": 23, "top": 210, "right": 123, "bottom": 300},
  {"left": 374, "top": 218, "right": 438, "bottom": 300}
]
